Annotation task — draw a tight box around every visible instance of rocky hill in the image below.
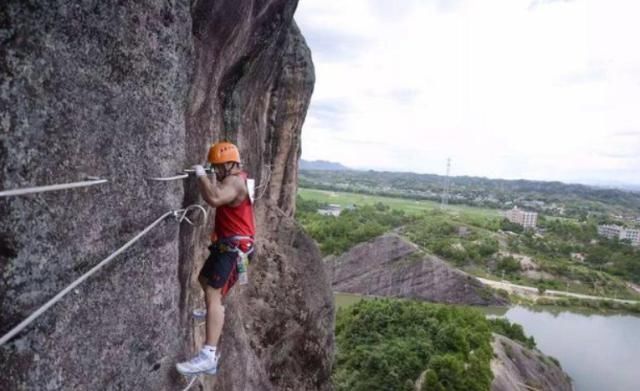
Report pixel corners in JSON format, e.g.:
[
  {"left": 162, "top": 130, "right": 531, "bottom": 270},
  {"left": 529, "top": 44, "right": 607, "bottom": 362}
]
[
  {"left": 327, "top": 233, "right": 573, "bottom": 390},
  {"left": 0, "top": 1, "right": 333, "bottom": 390},
  {"left": 325, "top": 233, "right": 508, "bottom": 306},
  {"left": 491, "top": 334, "right": 573, "bottom": 391}
]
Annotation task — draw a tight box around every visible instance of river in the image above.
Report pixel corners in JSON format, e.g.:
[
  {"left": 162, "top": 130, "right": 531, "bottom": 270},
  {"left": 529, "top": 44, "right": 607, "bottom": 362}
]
[
  {"left": 494, "top": 305, "right": 640, "bottom": 391},
  {"left": 335, "top": 293, "right": 640, "bottom": 391}
]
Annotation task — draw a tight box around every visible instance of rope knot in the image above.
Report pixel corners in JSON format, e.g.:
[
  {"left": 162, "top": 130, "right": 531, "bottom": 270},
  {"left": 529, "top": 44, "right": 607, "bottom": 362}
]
[{"left": 173, "top": 204, "right": 208, "bottom": 226}]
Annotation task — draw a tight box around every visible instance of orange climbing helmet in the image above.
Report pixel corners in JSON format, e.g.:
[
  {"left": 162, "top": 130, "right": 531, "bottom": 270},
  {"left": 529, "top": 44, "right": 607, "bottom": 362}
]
[{"left": 207, "top": 141, "right": 241, "bottom": 165}]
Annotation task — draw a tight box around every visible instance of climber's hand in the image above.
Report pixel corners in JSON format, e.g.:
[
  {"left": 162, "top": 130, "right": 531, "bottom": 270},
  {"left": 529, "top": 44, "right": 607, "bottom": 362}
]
[{"left": 193, "top": 165, "right": 207, "bottom": 177}]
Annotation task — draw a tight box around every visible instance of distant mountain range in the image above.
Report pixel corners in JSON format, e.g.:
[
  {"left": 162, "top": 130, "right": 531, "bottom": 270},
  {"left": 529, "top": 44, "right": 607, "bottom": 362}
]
[
  {"left": 298, "top": 160, "right": 640, "bottom": 194},
  {"left": 299, "top": 159, "right": 350, "bottom": 171}
]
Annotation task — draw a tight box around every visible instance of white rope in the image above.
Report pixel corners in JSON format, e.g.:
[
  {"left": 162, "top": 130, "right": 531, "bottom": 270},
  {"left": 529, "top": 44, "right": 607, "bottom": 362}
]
[
  {"left": 147, "top": 174, "right": 189, "bottom": 182},
  {"left": 0, "top": 204, "right": 208, "bottom": 346},
  {"left": 181, "top": 375, "right": 199, "bottom": 391},
  {"left": 255, "top": 164, "right": 272, "bottom": 201},
  {"left": 183, "top": 168, "right": 212, "bottom": 174},
  {"left": 147, "top": 167, "right": 213, "bottom": 182},
  {"left": 0, "top": 178, "right": 108, "bottom": 197},
  {"left": 173, "top": 204, "right": 208, "bottom": 227}
]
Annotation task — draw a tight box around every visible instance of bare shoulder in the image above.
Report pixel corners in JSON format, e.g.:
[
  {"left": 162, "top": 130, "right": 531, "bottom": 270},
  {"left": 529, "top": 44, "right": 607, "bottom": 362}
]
[{"left": 222, "top": 174, "right": 247, "bottom": 196}]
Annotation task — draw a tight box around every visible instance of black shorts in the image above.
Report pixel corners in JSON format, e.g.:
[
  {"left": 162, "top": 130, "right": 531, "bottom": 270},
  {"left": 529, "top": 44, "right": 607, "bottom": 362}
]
[{"left": 199, "top": 243, "right": 238, "bottom": 297}]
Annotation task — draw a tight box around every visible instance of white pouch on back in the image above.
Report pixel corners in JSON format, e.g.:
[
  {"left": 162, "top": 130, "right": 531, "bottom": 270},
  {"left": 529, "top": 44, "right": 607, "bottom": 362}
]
[{"left": 247, "top": 178, "right": 255, "bottom": 203}]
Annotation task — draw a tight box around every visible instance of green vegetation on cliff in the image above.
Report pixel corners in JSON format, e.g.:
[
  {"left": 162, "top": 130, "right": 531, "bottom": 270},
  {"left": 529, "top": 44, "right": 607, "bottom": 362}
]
[
  {"left": 334, "top": 299, "right": 494, "bottom": 391},
  {"left": 488, "top": 318, "right": 536, "bottom": 349},
  {"left": 295, "top": 196, "right": 413, "bottom": 255},
  {"left": 334, "top": 299, "right": 538, "bottom": 390}
]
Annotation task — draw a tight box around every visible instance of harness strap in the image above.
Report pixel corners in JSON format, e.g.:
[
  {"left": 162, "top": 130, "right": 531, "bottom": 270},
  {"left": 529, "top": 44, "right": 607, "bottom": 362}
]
[{"left": 218, "top": 235, "right": 255, "bottom": 255}]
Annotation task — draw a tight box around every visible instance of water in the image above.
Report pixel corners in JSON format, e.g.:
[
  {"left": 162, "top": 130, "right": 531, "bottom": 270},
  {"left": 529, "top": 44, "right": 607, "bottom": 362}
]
[
  {"left": 498, "top": 306, "right": 640, "bottom": 391},
  {"left": 334, "top": 293, "right": 640, "bottom": 391}
]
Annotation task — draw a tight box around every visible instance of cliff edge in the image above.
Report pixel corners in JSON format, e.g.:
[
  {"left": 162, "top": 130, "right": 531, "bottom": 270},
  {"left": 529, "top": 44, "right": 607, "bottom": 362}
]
[{"left": 491, "top": 334, "right": 573, "bottom": 391}]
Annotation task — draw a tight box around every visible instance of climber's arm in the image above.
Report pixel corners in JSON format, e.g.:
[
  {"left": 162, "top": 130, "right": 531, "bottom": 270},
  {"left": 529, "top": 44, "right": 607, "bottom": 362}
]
[{"left": 196, "top": 173, "right": 242, "bottom": 208}]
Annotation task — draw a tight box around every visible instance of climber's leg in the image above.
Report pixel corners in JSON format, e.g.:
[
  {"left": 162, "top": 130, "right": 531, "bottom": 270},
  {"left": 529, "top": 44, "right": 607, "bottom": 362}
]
[
  {"left": 177, "top": 244, "right": 236, "bottom": 376},
  {"left": 204, "top": 285, "right": 224, "bottom": 346}
]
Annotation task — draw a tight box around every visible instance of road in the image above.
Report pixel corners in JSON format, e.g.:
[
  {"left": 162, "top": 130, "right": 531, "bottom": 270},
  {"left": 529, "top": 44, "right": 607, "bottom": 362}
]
[{"left": 478, "top": 277, "right": 640, "bottom": 305}]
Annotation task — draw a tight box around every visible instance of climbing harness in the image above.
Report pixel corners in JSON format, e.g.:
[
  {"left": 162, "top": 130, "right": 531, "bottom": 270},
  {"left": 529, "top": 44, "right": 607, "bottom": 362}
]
[
  {"left": 0, "top": 204, "right": 207, "bottom": 346},
  {"left": 0, "top": 177, "right": 108, "bottom": 197},
  {"left": 220, "top": 235, "right": 255, "bottom": 255},
  {"left": 219, "top": 235, "right": 255, "bottom": 286}
]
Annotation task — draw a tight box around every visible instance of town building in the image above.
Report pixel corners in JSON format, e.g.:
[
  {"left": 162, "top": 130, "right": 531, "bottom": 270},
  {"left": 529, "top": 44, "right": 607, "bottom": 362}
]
[
  {"left": 504, "top": 206, "right": 538, "bottom": 228},
  {"left": 597, "top": 224, "right": 640, "bottom": 246},
  {"left": 317, "top": 204, "right": 343, "bottom": 217},
  {"left": 597, "top": 224, "right": 622, "bottom": 240}
]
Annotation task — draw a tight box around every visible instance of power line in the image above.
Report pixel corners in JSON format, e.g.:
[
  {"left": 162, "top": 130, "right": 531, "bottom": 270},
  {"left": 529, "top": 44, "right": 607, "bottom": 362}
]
[{"left": 440, "top": 158, "right": 451, "bottom": 209}]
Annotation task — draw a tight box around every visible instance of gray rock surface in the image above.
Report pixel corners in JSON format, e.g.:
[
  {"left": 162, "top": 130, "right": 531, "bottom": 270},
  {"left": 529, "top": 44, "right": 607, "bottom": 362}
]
[
  {"left": 1, "top": 1, "right": 193, "bottom": 389},
  {"left": 491, "top": 334, "right": 573, "bottom": 391},
  {"left": 326, "top": 233, "right": 508, "bottom": 306},
  {"left": 0, "top": 0, "right": 333, "bottom": 390}
]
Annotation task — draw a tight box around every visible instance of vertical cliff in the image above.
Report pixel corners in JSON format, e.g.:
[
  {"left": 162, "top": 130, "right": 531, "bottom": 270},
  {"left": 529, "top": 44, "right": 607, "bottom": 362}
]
[
  {"left": 0, "top": 1, "right": 333, "bottom": 390},
  {"left": 182, "top": 1, "right": 333, "bottom": 390}
]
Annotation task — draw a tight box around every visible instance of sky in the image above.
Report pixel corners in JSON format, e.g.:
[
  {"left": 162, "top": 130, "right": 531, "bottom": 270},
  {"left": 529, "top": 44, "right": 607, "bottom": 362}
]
[{"left": 294, "top": 0, "right": 640, "bottom": 186}]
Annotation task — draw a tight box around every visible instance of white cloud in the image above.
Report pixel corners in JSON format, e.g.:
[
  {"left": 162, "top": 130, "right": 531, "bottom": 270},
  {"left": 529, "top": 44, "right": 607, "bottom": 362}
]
[{"left": 295, "top": 0, "right": 640, "bottom": 184}]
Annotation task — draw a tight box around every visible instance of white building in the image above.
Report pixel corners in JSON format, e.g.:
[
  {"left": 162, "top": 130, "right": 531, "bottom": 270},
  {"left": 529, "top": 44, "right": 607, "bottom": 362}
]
[
  {"left": 597, "top": 224, "right": 622, "bottom": 239},
  {"left": 597, "top": 224, "right": 640, "bottom": 247},
  {"left": 317, "top": 204, "right": 342, "bottom": 217},
  {"left": 621, "top": 229, "right": 640, "bottom": 246},
  {"left": 505, "top": 206, "right": 538, "bottom": 228}
]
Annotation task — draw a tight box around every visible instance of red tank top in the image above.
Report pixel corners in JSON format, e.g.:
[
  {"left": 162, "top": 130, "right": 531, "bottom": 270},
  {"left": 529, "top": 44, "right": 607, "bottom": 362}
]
[{"left": 212, "top": 172, "right": 256, "bottom": 244}]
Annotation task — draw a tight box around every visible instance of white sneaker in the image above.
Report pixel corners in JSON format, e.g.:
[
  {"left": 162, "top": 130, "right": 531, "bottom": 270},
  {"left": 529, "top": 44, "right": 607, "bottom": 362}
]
[
  {"left": 176, "top": 349, "right": 218, "bottom": 375},
  {"left": 192, "top": 309, "right": 207, "bottom": 321}
]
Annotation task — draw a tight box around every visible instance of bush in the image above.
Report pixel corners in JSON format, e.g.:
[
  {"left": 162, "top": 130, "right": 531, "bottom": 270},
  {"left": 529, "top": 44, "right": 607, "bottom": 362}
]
[
  {"left": 500, "top": 219, "right": 523, "bottom": 233},
  {"left": 497, "top": 256, "right": 520, "bottom": 275},
  {"left": 489, "top": 318, "right": 536, "bottom": 349}
]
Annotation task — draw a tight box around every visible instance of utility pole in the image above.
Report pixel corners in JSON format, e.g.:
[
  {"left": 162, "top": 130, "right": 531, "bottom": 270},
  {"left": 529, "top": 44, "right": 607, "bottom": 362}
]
[{"left": 440, "top": 157, "right": 451, "bottom": 209}]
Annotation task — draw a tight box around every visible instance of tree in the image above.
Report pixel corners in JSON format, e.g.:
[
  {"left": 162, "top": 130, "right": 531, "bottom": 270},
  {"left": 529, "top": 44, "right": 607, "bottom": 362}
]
[{"left": 497, "top": 256, "right": 520, "bottom": 275}]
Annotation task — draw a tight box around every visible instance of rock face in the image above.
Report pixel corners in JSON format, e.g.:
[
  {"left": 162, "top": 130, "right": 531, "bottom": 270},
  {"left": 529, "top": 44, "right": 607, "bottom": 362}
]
[
  {"left": 0, "top": 1, "right": 333, "bottom": 390},
  {"left": 326, "top": 233, "right": 508, "bottom": 306},
  {"left": 491, "top": 334, "right": 573, "bottom": 391}
]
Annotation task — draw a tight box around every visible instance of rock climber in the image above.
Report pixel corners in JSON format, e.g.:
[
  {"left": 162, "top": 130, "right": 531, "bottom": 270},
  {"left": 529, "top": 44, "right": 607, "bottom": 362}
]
[{"left": 176, "top": 141, "right": 256, "bottom": 376}]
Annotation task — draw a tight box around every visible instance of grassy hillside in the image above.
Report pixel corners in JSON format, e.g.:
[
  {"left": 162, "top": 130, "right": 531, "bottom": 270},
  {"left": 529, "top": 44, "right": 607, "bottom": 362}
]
[
  {"left": 297, "top": 189, "right": 640, "bottom": 299},
  {"left": 300, "top": 169, "right": 640, "bottom": 223},
  {"left": 298, "top": 188, "right": 499, "bottom": 218}
]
